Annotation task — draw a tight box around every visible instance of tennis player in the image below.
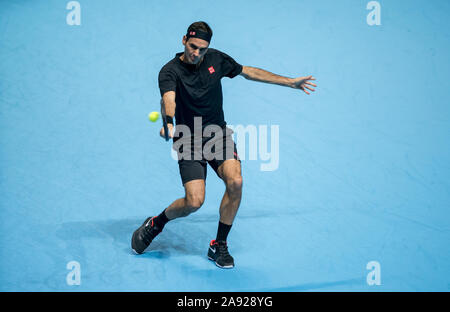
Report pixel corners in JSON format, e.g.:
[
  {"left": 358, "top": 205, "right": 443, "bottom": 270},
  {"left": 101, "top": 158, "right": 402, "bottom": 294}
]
[{"left": 132, "top": 21, "right": 317, "bottom": 268}]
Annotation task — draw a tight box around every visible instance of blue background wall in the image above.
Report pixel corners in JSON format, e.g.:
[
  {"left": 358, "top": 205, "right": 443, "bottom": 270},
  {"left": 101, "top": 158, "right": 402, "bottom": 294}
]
[{"left": 0, "top": 0, "right": 449, "bottom": 291}]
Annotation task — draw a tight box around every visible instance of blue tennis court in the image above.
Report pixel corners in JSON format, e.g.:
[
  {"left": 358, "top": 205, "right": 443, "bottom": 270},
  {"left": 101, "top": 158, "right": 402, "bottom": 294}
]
[{"left": 1, "top": 0, "right": 449, "bottom": 291}]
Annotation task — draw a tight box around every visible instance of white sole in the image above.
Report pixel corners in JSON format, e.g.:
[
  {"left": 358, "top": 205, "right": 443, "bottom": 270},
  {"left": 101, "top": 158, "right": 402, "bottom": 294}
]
[{"left": 208, "top": 256, "right": 234, "bottom": 269}]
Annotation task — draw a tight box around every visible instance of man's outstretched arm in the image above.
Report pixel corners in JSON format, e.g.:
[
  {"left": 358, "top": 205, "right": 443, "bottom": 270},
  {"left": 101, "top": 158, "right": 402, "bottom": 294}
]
[{"left": 239, "top": 66, "right": 317, "bottom": 95}]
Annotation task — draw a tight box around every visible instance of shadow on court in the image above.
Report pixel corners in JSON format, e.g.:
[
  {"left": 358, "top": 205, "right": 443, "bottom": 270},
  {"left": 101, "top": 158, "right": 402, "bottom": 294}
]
[{"left": 55, "top": 215, "right": 220, "bottom": 257}]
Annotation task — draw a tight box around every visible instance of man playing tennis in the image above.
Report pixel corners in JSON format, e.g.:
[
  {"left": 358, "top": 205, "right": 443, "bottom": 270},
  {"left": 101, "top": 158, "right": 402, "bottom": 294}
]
[{"left": 132, "top": 21, "right": 317, "bottom": 269}]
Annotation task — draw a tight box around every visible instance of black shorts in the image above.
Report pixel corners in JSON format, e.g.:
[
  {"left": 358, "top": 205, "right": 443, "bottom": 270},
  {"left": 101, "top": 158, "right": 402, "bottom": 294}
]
[{"left": 173, "top": 126, "right": 240, "bottom": 185}]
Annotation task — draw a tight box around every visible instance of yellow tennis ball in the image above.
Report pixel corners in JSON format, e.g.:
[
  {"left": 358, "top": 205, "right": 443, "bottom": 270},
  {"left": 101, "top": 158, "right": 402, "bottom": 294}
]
[{"left": 148, "top": 111, "right": 159, "bottom": 122}]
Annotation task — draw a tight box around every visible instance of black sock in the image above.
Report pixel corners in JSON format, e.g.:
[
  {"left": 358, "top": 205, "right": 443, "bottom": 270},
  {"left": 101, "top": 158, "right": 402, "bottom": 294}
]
[
  {"left": 154, "top": 209, "right": 170, "bottom": 228},
  {"left": 216, "top": 221, "right": 232, "bottom": 242}
]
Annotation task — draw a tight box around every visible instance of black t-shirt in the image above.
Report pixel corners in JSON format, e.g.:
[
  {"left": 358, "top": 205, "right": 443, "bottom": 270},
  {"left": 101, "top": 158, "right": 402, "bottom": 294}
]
[{"left": 158, "top": 48, "right": 243, "bottom": 135}]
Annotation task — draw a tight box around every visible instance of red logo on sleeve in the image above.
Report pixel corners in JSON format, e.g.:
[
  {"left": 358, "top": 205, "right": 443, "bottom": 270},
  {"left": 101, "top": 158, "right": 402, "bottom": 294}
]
[{"left": 208, "top": 66, "right": 215, "bottom": 74}]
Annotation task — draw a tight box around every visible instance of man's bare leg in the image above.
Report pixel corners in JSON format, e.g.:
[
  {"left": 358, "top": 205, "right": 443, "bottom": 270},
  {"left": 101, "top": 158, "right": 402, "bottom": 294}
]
[
  {"left": 164, "top": 179, "right": 205, "bottom": 220},
  {"left": 217, "top": 159, "right": 243, "bottom": 226},
  {"left": 131, "top": 179, "right": 205, "bottom": 254}
]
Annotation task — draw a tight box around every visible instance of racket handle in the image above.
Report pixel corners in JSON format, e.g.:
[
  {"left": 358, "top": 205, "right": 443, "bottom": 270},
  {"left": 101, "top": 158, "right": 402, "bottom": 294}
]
[
  {"left": 161, "top": 98, "right": 170, "bottom": 142},
  {"left": 162, "top": 117, "right": 169, "bottom": 142}
]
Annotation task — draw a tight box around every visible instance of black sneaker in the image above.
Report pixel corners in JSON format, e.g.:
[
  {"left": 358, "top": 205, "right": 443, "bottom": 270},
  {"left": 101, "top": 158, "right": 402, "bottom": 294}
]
[
  {"left": 131, "top": 216, "right": 162, "bottom": 254},
  {"left": 207, "top": 240, "right": 235, "bottom": 269}
]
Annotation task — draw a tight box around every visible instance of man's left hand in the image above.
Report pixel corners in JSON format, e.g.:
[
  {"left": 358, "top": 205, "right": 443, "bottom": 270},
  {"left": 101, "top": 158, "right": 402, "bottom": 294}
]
[{"left": 291, "top": 76, "right": 317, "bottom": 95}]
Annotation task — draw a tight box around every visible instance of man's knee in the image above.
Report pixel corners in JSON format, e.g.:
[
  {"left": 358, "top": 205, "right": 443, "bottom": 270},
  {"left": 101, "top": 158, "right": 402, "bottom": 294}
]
[
  {"left": 183, "top": 179, "right": 205, "bottom": 215},
  {"left": 226, "top": 175, "right": 243, "bottom": 193},
  {"left": 185, "top": 193, "right": 205, "bottom": 213}
]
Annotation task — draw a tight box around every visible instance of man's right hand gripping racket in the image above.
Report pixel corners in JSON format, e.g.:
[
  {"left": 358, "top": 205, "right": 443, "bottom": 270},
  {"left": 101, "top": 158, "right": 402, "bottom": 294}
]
[{"left": 160, "top": 99, "right": 170, "bottom": 141}]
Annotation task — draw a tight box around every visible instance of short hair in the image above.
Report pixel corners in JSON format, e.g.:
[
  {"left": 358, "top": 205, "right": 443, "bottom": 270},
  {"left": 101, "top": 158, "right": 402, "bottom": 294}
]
[{"left": 186, "top": 21, "right": 213, "bottom": 39}]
